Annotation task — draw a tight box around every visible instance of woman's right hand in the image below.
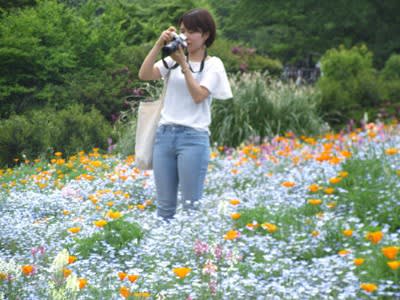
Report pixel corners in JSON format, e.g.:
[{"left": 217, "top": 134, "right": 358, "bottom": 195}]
[{"left": 156, "top": 26, "right": 177, "bottom": 48}]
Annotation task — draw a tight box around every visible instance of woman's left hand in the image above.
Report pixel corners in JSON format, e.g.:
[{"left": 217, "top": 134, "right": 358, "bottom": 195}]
[{"left": 170, "top": 46, "right": 186, "bottom": 66}]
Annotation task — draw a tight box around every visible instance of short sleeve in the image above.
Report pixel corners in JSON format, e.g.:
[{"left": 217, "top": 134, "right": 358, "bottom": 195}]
[
  {"left": 200, "top": 57, "right": 233, "bottom": 100},
  {"left": 155, "top": 57, "right": 174, "bottom": 79}
]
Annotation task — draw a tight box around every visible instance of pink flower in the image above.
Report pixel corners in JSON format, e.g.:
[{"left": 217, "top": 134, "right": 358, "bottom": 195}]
[
  {"left": 193, "top": 240, "right": 209, "bottom": 256},
  {"left": 214, "top": 244, "right": 223, "bottom": 261}
]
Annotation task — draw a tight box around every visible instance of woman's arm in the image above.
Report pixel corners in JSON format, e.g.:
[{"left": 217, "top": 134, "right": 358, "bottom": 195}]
[
  {"left": 181, "top": 62, "right": 210, "bottom": 103},
  {"left": 171, "top": 48, "right": 210, "bottom": 104},
  {"left": 138, "top": 28, "right": 175, "bottom": 81}
]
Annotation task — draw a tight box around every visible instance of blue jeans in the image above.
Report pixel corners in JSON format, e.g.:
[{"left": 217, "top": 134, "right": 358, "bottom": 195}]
[{"left": 153, "top": 124, "right": 210, "bottom": 219}]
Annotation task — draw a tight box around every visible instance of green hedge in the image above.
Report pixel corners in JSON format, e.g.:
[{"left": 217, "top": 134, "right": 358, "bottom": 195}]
[
  {"left": 317, "top": 44, "right": 382, "bottom": 125},
  {"left": 0, "top": 104, "right": 113, "bottom": 167}
]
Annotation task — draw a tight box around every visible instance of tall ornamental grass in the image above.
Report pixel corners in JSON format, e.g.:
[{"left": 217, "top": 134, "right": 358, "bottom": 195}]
[{"left": 210, "top": 72, "right": 325, "bottom": 147}]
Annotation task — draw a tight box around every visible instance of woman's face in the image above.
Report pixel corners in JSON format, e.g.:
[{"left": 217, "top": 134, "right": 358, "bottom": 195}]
[{"left": 179, "top": 23, "right": 209, "bottom": 54}]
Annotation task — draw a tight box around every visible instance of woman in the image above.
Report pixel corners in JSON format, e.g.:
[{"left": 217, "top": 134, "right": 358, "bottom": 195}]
[{"left": 138, "top": 8, "right": 232, "bottom": 219}]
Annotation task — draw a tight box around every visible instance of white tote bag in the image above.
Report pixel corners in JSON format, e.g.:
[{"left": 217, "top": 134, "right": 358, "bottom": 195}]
[{"left": 135, "top": 75, "right": 169, "bottom": 170}]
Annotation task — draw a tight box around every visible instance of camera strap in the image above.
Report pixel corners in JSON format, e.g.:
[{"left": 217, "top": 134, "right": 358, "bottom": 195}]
[{"left": 161, "top": 50, "right": 207, "bottom": 73}]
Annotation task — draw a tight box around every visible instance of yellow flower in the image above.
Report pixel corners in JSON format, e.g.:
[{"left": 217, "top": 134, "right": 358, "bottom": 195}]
[
  {"left": 385, "top": 148, "right": 398, "bottom": 155},
  {"left": 329, "top": 177, "right": 341, "bottom": 184},
  {"left": 63, "top": 268, "right": 72, "bottom": 278},
  {"left": 365, "top": 231, "right": 383, "bottom": 244},
  {"left": 387, "top": 261, "right": 400, "bottom": 270},
  {"left": 360, "top": 283, "right": 378, "bottom": 293},
  {"left": 229, "top": 199, "right": 241, "bottom": 205},
  {"left": 311, "top": 230, "right": 319, "bottom": 237},
  {"left": 90, "top": 160, "right": 103, "bottom": 168},
  {"left": 381, "top": 246, "right": 399, "bottom": 260},
  {"left": 94, "top": 219, "right": 107, "bottom": 228},
  {"left": 173, "top": 267, "right": 191, "bottom": 279},
  {"left": 106, "top": 210, "right": 122, "bottom": 219},
  {"left": 128, "top": 274, "right": 139, "bottom": 283},
  {"left": 68, "top": 256, "right": 77, "bottom": 264},
  {"left": 340, "top": 151, "right": 352, "bottom": 158},
  {"left": 21, "top": 265, "right": 34, "bottom": 276},
  {"left": 342, "top": 229, "right": 353, "bottom": 237},
  {"left": 224, "top": 230, "right": 240, "bottom": 240},
  {"left": 231, "top": 213, "right": 241, "bottom": 220},
  {"left": 324, "top": 187, "right": 335, "bottom": 194},
  {"left": 261, "top": 223, "right": 278, "bottom": 233},
  {"left": 282, "top": 181, "right": 295, "bottom": 188},
  {"left": 120, "top": 286, "right": 130, "bottom": 298},
  {"left": 67, "top": 227, "right": 81, "bottom": 234},
  {"left": 137, "top": 204, "right": 146, "bottom": 210},
  {"left": 0, "top": 272, "right": 7, "bottom": 280},
  {"left": 118, "top": 272, "right": 127, "bottom": 281},
  {"left": 78, "top": 278, "right": 87, "bottom": 289},
  {"left": 132, "top": 292, "right": 151, "bottom": 298},
  {"left": 354, "top": 258, "right": 365, "bottom": 266},
  {"left": 54, "top": 152, "right": 63, "bottom": 157},
  {"left": 338, "top": 249, "right": 351, "bottom": 256},
  {"left": 308, "top": 199, "right": 322, "bottom": 205},
  {"left": 338, "top": 171, "right": 349, "bottom": 178}
]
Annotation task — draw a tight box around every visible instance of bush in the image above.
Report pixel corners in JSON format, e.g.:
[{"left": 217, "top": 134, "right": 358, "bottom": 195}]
[
  {"left": 210, "top": 72, "right": 324, "bottom": 147},
  {"left": 0, "top": 113, "right": 49, "bottom": 166},
  {"left": 50, "top": 104, "right": 113, "bottom": 156},
  {"left": 317, "top": 44, "right": 381, "bottom": 125},
  {"left": 0, "top": 105, "right": 113, "bottom": 167},
  {"left": 380, "top": 54, "right": 400, "bottom": 107}
]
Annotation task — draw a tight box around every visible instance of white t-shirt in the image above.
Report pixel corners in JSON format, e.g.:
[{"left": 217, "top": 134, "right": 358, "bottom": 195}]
[{"left": 155, "top": 56, "right": 232, "bottom": 132}]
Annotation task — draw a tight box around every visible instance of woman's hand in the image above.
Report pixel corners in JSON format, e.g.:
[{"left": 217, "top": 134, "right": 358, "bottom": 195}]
[
  {"left": 170, "top": 46, "right": 186, "bottom": 66},
  {"left": 156, "top": 26, "right": 176, "bottom": 48}
]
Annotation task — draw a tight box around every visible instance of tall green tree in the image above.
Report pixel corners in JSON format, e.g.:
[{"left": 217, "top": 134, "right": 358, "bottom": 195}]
[{"left": 218, "top": 0, "right": 400, "bottom": 67}]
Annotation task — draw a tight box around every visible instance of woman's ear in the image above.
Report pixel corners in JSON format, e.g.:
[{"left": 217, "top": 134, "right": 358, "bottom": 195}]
[{"left": 202, "top": 31, "right": 210, "bottom": 43}]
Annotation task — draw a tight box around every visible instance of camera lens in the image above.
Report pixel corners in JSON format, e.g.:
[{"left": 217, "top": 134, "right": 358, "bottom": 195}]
[{"left": 162, "top": 40, "right": 179, "bottom": 56}]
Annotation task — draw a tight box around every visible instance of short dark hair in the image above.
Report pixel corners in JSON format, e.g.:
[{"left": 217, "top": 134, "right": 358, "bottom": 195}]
[{"left": 178, "top": 8, "right": 216, "bottom": 48}]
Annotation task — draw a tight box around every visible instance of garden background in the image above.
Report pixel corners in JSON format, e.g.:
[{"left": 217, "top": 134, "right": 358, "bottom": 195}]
[{"left": 0, "top": 0, "right": 399, "bottom": 299}]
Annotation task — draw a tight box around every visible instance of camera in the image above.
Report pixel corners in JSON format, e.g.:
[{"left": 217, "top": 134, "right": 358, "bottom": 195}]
[{"left": 162, "top": 32, "right": 187, "bottom": 56}]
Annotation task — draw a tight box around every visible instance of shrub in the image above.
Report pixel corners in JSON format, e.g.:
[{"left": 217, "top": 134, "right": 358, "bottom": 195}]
[
  {"left": 210, "top": 72, "right": 324, "bottom": 147},
  {"left": 0, "top": 114, "right": 49, "bottom": 166},
  {"left": 50, "top": 104, "right": 113, "bottom": 156},
  {"left": 317, "top": 44, "right": 381, "bottom": 125},
  {"left": 0, "top": 105, "right": 113, "bottom": 167},
  {"left": 209, "top": 39, "right": 282, "bottom": 75},
  {"left": 380, "top": 54, "right": 400, "bottom": 114}
]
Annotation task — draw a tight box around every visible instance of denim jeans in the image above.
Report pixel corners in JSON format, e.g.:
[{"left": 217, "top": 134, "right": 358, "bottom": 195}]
[{"left": 153, "top": 124, "right": 210, "bottom": 219}]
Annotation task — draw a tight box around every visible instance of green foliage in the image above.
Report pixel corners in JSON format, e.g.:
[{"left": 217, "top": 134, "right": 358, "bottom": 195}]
[
  {"left": 0, "top": 112, "right": 51, "bottom": 166},
  {"left": 317, "top": 45, "right": 381, "bottom": 125},
  {"left": 213, "top": 0, "right": 400, "bottom": 67},
  {"left": 0, "top": 105, "right": 113, "bottom": 167},
  {"left": 380, "top": 54, "right": 400, "bottom": 105},
  {"left": 209, "top": 39, "right": 282, "bottom": 75},
  {"left": 75, "top": 218, "right": 143, "bottom": 259},
  {"left": 50, "top": 104, "right": 113, "bottom": 156},
  {"left": 211, "top": 72, "right": 324, "bottom": 147}
]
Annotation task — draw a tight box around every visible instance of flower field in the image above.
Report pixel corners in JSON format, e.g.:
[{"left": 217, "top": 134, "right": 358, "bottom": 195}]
[{"left": 0, "top": 122, "right": 399, "bottom": 300}]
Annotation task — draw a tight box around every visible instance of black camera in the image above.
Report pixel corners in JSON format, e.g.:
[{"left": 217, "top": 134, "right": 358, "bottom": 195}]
[{"left": 162, "top": 33, "right": 187, "bottom": 56}]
